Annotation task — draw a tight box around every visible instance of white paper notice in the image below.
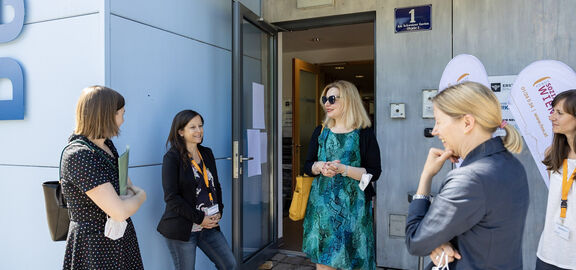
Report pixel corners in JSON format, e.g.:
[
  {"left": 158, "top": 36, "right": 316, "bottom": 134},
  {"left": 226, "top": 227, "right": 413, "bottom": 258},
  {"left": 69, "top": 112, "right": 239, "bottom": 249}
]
[
  {"left": 247, "top": 129, "right": 261, "bottom": 177},
  {"left": 252, "top": 82, "right": 265, "bottom": 129},
  {"left": 260, "top": 132, "right": 267, "bottom": 164}
]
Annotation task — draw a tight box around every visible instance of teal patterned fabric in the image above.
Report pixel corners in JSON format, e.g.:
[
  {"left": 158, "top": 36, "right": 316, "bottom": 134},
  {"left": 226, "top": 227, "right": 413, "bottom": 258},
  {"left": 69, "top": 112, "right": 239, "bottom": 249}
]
[{"left": 302, "top": 128, "right": 375, "bottom": 270}]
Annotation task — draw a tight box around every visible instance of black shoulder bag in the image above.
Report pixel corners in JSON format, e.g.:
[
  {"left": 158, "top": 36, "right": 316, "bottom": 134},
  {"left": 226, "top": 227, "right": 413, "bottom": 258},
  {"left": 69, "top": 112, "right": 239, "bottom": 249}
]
[{"left": 42, "top": 139, "right": 99, "bottom": 241}]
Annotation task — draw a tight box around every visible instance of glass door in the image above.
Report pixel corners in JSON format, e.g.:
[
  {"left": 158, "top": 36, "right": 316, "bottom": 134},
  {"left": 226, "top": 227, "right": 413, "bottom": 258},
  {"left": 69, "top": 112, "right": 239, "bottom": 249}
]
[{"left": 232, "top": 1, "right": 278, "bottom": 268}]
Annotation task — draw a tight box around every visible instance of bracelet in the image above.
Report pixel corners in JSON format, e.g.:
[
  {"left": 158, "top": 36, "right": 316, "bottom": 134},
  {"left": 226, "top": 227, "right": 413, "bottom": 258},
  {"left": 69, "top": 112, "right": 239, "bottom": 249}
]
[
  {"left": 342, "top": 165, "right": 348, "bottom": 177},
  {"left": 412, "top": 194, "right": 431, "bottom": 201}
]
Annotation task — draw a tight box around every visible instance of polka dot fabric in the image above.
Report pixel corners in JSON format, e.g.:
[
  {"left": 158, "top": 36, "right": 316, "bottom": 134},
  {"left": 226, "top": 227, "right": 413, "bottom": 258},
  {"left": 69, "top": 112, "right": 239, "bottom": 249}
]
[{"left": 60, "top": 134, "right": 144, "bottom": 270}]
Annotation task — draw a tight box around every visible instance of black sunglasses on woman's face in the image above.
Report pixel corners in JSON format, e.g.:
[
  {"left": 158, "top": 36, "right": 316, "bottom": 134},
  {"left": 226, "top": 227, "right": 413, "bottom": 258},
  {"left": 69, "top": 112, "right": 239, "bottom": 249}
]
[{"left": 321, "top": 95, "right": 340, "bottom": 105}]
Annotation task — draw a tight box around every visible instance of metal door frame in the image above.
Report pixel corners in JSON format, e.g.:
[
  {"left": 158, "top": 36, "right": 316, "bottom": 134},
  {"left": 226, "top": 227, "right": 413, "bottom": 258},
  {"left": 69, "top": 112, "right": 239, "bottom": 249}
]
[{"left": 232, "top": 1, "right": 279, "bottom": 268}]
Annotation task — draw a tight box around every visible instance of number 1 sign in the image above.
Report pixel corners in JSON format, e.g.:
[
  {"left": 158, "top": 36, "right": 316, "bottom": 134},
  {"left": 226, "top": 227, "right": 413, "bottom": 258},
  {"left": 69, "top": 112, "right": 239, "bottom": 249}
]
[{"left": 395, "top": 5, "right": 432, "bottom": 33}]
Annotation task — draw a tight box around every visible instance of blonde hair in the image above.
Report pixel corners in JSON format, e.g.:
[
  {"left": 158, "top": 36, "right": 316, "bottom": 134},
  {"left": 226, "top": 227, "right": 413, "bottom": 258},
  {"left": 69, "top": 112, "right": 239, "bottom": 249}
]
[
  {"left": 75, "top": 86, "right": 125, "bottom": 139},
  {"left": 321, "top": 80, "right": 371, "bottom": 129},
  {"left": 433, "top": 81, "right": 523, "bottom": 153}
]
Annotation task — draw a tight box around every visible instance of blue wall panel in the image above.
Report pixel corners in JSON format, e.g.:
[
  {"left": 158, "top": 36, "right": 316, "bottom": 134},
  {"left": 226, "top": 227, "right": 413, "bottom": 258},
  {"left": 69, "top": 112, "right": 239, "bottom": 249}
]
[
  {"left": 23, "top": 0, "right": 101, "bottom": 24},
  {"left": 109, "top": 14, "right": 231, "bottom": 166},
  {"left": 109, "top": 14, "right": 232, "bottom": 269},
  {"left": 110, "top": 0, "right": 231, "bottom": 50},
  {"left": 0, "top": 167, "right": 65, "bottom": 269},
  {"left": 0, "top": 14, "right": 104, "bottom": 166}
]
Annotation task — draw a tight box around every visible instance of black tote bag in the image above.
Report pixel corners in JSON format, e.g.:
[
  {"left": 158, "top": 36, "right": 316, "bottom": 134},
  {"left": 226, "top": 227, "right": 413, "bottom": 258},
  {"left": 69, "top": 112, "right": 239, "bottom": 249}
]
[
  {"left": 42, "top": 181, "right": 69, "bottom": 241},
  {"left": 42, "top": 139, "right": 94, "bottom": 241}
]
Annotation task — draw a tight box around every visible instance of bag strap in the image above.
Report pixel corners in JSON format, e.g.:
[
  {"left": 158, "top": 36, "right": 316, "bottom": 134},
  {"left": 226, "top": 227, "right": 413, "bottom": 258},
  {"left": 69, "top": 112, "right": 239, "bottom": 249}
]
[
  {"left": 57, "top": 139, "right": 117, "bottom": 209},
  {"left": 58, "top": 139, "right": 116, "bottom": 180}
]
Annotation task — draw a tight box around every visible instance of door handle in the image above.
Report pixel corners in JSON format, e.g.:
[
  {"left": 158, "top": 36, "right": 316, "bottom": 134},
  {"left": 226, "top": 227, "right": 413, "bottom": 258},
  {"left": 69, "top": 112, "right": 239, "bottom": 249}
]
[
  {"left": 240, "top": 155, "right": 254, "bottom": 162},
  {"left": 217, "top": 156, "right": 253, "bottom": 161}
]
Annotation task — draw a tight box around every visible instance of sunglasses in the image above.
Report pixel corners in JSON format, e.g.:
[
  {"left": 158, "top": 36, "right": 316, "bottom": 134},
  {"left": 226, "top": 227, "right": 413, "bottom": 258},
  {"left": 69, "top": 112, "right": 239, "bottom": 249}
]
[{"left": 321, "top": 95, "right": 340, "bottom": 105}]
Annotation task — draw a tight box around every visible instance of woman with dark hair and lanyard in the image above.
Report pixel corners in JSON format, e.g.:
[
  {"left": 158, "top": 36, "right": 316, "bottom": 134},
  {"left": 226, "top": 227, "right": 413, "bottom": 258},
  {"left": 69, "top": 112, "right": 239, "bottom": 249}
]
[
  {"left": 536, "top": 90, "right": 576, "bottom": 270},
  {"left": 157, "top": 110, "right": 236, "bottom": 270}
]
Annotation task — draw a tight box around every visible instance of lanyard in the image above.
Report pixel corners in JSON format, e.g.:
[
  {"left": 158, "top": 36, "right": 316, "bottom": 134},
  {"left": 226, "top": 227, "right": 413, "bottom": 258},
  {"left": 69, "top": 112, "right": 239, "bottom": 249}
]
[
  {"left": 561, "top": 159, "right": 576, "bottom": 218},
  {"left": 191, "top": 151, "right": 214, "bottom": 203}
]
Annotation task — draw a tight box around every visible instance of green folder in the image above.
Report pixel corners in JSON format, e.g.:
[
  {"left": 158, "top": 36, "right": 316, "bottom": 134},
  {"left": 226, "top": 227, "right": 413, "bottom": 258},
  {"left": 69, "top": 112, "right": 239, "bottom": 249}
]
[{"left": 118, "top": 145, "right": 129, "bottom": 195}]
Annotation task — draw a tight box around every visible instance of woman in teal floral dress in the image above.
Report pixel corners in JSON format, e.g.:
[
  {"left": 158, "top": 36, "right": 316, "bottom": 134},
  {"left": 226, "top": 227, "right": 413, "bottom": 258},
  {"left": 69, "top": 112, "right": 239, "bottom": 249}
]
[{"left": 303, "top": 80, "right": 382, "bottom": 270}]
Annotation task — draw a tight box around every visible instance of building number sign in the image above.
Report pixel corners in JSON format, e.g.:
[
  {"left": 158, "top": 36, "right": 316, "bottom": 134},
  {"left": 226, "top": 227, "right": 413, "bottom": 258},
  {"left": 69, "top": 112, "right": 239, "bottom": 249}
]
[{"left": 395, "top": 5, "right": 432, "bottom": 33}]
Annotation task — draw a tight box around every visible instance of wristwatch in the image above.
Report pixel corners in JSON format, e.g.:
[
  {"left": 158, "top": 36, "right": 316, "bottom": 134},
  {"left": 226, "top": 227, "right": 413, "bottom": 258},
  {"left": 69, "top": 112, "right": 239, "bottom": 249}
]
[{"left": 412, "top": 194, "right": 431, "bottom": 201}]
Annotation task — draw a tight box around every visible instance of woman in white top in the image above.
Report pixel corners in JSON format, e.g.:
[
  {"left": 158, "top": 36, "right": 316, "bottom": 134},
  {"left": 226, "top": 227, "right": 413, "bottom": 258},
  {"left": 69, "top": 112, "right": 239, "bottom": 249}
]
[{"left": 538, "top": 90, "right": 576, "bottom": 270}]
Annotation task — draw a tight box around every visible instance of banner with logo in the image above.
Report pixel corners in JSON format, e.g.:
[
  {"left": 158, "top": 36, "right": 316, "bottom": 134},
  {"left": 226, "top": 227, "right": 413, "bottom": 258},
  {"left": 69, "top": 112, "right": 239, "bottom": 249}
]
[
  {"left": 508, "top": 60, "right": 576, "bottom": 186},
  {"left": 438, "top": 54, "right": 490, "bottom": 91},
  {"left": 489, "top": 76, "right": 518, "bottom": 136}
]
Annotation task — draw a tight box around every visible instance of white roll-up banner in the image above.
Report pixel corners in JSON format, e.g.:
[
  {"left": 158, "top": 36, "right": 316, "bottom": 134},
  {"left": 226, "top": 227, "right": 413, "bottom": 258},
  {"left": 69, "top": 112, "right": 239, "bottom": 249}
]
[
  {"left": 508, "top": 60, "right": 576, "bottom": 187},
  {"left": 438, "top": 54, "right": 490, "bottom": 91}
]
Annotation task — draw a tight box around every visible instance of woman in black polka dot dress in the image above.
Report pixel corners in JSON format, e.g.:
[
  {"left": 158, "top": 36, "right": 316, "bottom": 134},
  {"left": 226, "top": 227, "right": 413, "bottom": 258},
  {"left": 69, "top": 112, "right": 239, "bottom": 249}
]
[{"left": 60, "top": 86, "right": 147, "bottom": 269}]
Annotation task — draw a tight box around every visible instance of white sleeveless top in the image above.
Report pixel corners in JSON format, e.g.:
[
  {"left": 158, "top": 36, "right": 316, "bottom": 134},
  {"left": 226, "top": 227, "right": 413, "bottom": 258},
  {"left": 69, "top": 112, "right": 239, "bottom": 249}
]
[{"left": 537, "top": 159, "right": 576, "bottom": 268}]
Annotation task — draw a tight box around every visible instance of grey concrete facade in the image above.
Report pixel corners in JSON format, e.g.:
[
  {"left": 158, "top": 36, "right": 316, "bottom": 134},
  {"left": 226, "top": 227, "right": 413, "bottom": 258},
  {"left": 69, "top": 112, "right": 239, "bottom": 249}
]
[{"left": 264, "top": 0, "right": 576, "bottom": 269}]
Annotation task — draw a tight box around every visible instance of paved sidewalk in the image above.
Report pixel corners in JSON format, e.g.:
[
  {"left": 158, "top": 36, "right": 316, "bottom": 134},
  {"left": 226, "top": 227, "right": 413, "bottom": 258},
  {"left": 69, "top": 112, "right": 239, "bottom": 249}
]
[
  {"left": 259, "top": 250, "right": 403, "bottom": 270},
  {"left": 258, "top": 250, "right": 315, "bottom": 270}
]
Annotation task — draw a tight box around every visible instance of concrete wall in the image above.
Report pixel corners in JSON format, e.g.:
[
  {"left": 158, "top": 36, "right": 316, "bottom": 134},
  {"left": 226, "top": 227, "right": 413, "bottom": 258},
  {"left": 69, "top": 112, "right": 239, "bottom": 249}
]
[
  {"left": 265, "top": 0, "right": 576, "bottom": 269},
  {"left": 264, "top": 0, "right": 375, "bottom": 23},
  {"left": 452, "top": 1, "right": 576, "bottom": 267}
]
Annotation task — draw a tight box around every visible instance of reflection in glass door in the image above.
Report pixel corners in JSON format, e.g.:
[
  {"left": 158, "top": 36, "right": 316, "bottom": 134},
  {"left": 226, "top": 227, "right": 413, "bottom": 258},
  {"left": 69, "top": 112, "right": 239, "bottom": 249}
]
[{"left": 232, "top": 2, "right": 278, "bottom": 268}]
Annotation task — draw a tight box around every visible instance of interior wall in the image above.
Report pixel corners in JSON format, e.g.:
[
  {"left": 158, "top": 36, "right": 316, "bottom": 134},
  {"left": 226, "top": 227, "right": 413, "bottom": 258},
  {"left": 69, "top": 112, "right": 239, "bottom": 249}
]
[
  {"left": 109, "top": 1, "right": 233, "bottom": 269},
  {"left": 282, "top": 45, "right": 374, "bottom": 108},
  {"left": 0, "top": 1, "right": 105, "bottom": 269}
]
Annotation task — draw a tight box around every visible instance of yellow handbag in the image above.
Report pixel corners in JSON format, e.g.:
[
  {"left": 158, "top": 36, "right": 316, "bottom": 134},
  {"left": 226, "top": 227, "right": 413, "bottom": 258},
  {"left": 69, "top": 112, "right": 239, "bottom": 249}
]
[{"left": 289, "top": 175, "right": 314, "bottom": 221}]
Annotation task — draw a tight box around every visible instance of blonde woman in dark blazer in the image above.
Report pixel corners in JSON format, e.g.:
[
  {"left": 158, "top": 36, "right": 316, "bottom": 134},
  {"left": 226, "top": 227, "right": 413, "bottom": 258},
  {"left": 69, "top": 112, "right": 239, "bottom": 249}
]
[{"left": 405, "top": 82, "right": 528, "bottom": 269}]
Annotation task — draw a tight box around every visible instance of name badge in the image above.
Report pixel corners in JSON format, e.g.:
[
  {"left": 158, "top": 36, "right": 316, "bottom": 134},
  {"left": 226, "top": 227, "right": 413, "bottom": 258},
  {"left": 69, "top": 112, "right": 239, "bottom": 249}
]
[
  {"left": 205, "top": 204, "right": 220, "bottom": 216},
  {"left": 555, "top": 222, "right": 571, "bottom": 241}
]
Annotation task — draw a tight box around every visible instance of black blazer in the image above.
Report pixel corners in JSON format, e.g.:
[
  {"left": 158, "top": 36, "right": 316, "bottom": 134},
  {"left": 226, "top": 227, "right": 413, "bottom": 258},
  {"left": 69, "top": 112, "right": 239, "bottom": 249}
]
[
  {"left": 303, "top": 125, "right": 382, "bottom": 199},
  {"left": 157, "top": 145, "right": 224, "bottom": 241}
]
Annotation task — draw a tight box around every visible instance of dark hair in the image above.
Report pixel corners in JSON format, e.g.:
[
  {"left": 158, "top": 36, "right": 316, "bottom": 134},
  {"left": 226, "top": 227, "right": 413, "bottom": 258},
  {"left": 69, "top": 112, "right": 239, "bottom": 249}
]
[
  {"left": 167, "top": 110, "right": 204, "bottom": 167},
  {"left": 543, "top": 89, "right": 576, "bottom": 172},
  {"left": 75, "top": 85, "right": 125, "bottom": 139}
]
